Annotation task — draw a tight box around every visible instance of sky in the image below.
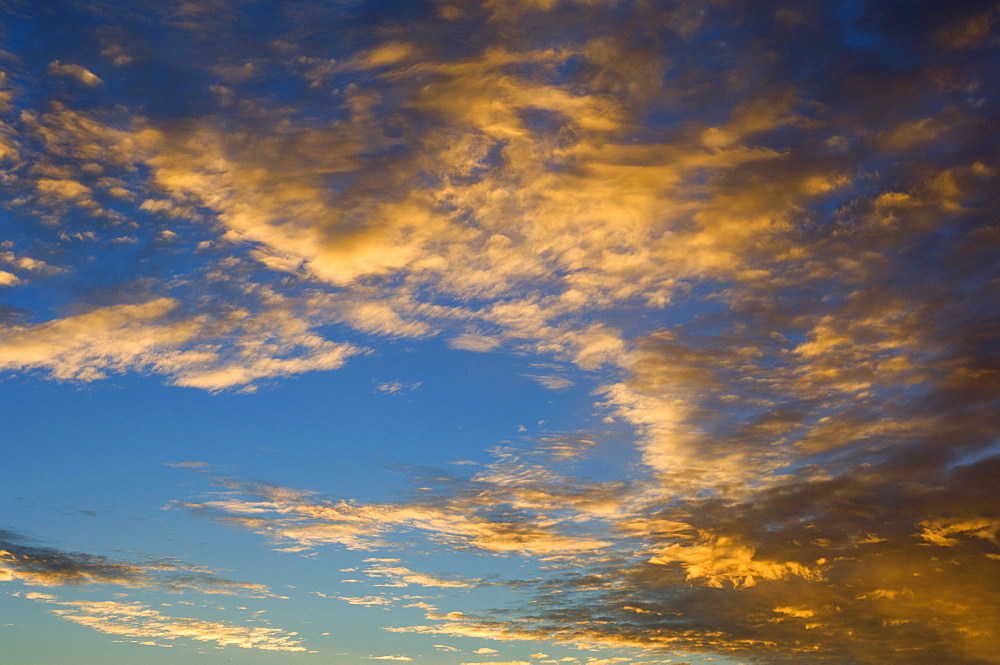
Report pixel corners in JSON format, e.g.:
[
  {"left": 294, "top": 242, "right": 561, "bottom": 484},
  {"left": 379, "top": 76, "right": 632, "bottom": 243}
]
[{"left": 0, "top": 0, "right": 998, "bottom": 664}]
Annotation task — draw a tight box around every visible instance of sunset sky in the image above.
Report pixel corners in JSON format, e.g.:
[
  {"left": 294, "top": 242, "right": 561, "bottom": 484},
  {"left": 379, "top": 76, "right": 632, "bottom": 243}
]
[{"left": 1, "top": 1, "right": 998, "bottom": 664}]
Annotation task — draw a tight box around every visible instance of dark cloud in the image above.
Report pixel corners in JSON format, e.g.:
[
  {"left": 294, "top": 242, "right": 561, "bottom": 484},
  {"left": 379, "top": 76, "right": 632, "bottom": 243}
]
[{"left": 0, "top": 530, "right": 274, "bottom": 595}]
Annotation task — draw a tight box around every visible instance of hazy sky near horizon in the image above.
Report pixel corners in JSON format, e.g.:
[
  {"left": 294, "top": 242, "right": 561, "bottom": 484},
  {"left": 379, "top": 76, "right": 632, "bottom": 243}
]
[{"left": 1, "top": 1, "right": 998, "bottom": 664}]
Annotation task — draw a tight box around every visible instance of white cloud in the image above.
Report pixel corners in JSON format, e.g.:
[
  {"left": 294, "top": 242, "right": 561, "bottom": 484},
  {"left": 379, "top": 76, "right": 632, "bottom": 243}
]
[
  {"left": 366, "top": 656, "right": 413, "bottom": 661},
  {"left": 375, "top": 380, "right": 422, "bottom": 394},
  {"left": 524, "top": 374, "right": 574, "bottom": 391}
]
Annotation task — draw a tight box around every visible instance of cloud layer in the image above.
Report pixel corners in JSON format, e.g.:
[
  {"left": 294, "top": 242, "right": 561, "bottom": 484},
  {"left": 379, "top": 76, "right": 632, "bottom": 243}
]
[{"left": 1, "top": 0, "right": 998, "bottom": 663}]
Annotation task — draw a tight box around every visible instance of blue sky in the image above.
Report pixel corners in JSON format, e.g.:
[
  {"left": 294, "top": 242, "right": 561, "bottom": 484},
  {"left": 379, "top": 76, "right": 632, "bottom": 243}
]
[{"left": 1, "top": 1, "right": 999, "bottom": 664}]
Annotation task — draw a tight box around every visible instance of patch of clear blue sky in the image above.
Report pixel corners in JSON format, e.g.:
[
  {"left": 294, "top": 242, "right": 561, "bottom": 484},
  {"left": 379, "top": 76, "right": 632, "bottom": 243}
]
[{"left": 0, "top": 337, "right": 588, "bottom": 499}]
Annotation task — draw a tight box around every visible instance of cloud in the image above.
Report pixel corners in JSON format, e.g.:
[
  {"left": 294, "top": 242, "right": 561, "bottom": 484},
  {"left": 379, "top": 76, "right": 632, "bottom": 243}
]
[
  {"left": 398, "top": 452, "right": 999, "bottom": 660},
  {"left": 0, "top": 249, "right": 59, "bottom": 275},
  {"left": 935, "top": 9, "right": 997, "bottom": 49},
  {"left": 365, "top": 656, "right": 413, "bottom": 661},
  {"left": 173, "top": 445, "right": 1000, "bottom": 662},
  {"left": 535, "top": 435, "right": 598, "bottom": 461},
  {"left": 525, "top": 374, "right": 574, "bottom": 391},
  {"left": 647, "top": 533, "right": 823, "bottom": 589},
  {"left": 2, "top": 1, "right": 1000, "bottom": 663},
  {"left": 204, "top": 444, "right": 633, "bottom": 551},
  {"left": 47, "top": 61, "right": 102, "bottom": 86},
  {"left": 375, "top": 380, "right": 422, "bottom": 395},
  {"left": 1, "top": 5, "right": 840, "bottom": 391},
  {"left": 22, "top": 593, "right": 305, "bottom": 651},
  {"left": 917, "top": 518, "right": 1000, "bottom": 547},
  {"left": 164, "top": 461, "right": 210, "bottom": 469},
  {"left": 0, "top": 22, "right": 799, "bottom": 408},
  {"left": 0, "top": 530, "right": 273, "bottom": 596},
  {"left": 336, "top": 595, "right": 396, "bottom": 607},
  {"left": 361, "top": 562, "right": 479, "bottom": 589},
  {"left": 0, "top": 293, "right": 359, "bottom": 390},
  {"left": 173, "top": 467, "right": 616, "bottom": 555},
  {"left": 450, "top": 333, "right": 503, "bottom": 352}
]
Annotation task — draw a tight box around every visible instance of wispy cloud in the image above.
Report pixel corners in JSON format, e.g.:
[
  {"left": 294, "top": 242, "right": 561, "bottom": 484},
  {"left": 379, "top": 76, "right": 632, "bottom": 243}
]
[
  {"left": 164, "top": 461, "right": 210, "bottom": 469},
  {"left": 0, "top": 530, "right": 273, "bottom": 596},
  {"left": 170, "top": 459, "right": 618, "bottom": 555},
  {"left": 22, "top": 592, "right": 306, "bottom": 652},
  {"left": 0, "top": 293, "right": 359, "bottom": 389},
  {"left": 524, "top": 374, "right": 574, "bottom": 391},
  {"left": 366, "top": 656, "right": 413, "bottom": 661},
  {"left": 376, "top": 380, "right": 422, "bottom": 394},
  {"left": 361, "top": 561, "right": 480, "bottom": 589}
]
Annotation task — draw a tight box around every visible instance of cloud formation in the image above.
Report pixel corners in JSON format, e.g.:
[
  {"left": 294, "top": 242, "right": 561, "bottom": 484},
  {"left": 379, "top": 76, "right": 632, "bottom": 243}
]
[
  {"left": 2, "top": 532, "right": 304, "bottom": 652},
  {"left": 3, "top": 0, "right": 993, "bottom": 394},
  {"left": 21, "top": 592, "right": 306, "bottom": 652},
  {"left": 171, "top": 440, "right": 1000, "bottom": 663},
  {"left": 171, "top": 456, "right": 618, "bottom": 556},
  {"left": 1, "top": 0, "right": 998, "bottom": 663},
  {"left": 47, "top": 61, "right": 103, "bottom": 87},
  {"left": 0, "top": 530, "right": 273, "bottom": 596}
]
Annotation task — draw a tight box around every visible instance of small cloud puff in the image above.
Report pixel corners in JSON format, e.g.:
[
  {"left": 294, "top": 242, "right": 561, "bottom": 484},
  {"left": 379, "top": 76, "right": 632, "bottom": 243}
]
[
  {"left": 365, "top": 656, "right": 413, "bottom": 661},
  {"left": 47, "top": 61, "right": 102, "bottom": 86},
  {"left": 375, "top": 380, "right": 422, "bottom": 394},
  {"left": 450, "top": 334, "right": 502, "bottom": 352},
  {"left": 524, "top": 374, "right": 574, "bottom": 391}
]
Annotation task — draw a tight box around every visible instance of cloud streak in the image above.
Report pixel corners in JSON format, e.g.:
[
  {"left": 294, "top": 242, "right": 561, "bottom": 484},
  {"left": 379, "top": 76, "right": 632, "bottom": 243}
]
[
  {"left": 0, "top": 530, "right": 274, "bottom": 596},
  {"left": 171, "top": 457, "right": 619, "bottom": 556},
  {"left": 22, "top": 592, "right": 306, "bottom": 652}
]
